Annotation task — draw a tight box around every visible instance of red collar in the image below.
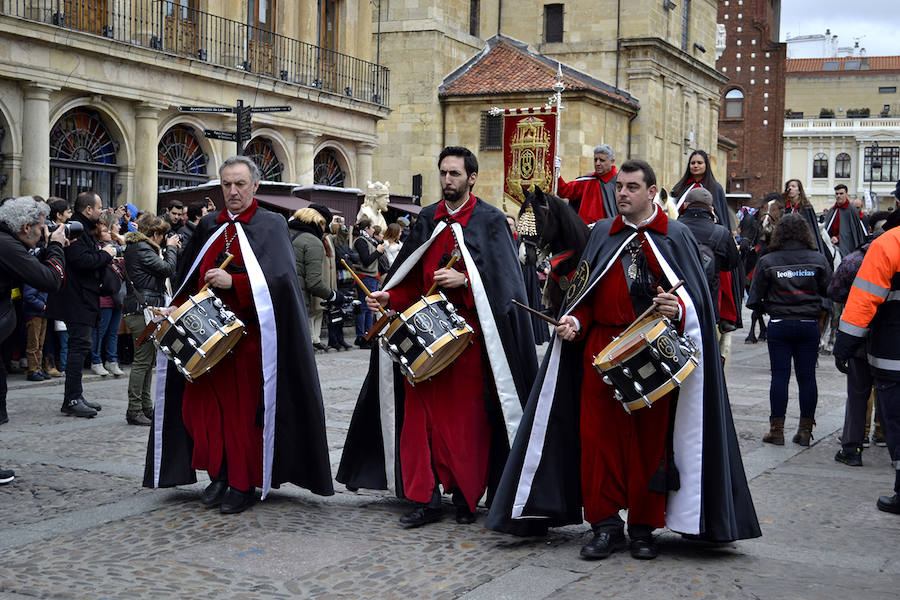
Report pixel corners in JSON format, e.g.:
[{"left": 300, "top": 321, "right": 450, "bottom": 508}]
[
  {"left": 598, "top": 165, "right": 617, "bottom": 184},
  {"left": 609, "top": 205, "right": 668, "bottom": 235},
  {"left": 216, "top": 199, "right": 259, "bottom": 224},
  {"left": 834, "top": 199, "right": 850, "bottom": 210},
  {"left": 434, "top": 194, "right": 477, "bottom": 226}
]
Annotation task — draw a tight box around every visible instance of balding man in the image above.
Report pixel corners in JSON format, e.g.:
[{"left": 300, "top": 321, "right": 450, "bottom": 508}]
[{"left": 557, "top": 144, "right": 618, "bottom": 224}]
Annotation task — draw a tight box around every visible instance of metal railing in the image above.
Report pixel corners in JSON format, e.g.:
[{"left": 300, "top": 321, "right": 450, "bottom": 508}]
[{"left": 1, "top": 0, "right": 390, "bottom": 106}]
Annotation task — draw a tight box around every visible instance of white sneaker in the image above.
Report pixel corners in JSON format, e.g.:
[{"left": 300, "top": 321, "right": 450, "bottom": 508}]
[
  {"left": 91, "top": 363, "right": 110, "bottom": 376},
  {"left": 104, "top": 361, "right": 125, "bottom": 376},
  {"left": 18, "top": 358, "right": 28, "bottom": 369}
]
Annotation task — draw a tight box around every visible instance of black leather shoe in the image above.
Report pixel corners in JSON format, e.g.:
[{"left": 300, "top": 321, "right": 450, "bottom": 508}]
[
  {"left": 80, "top": 397, "right": 102, "bottom": 411},
  {"left": 220, "top": 487, "right": 256, "bottom": 514},
  {"left": 399, "top": 505, "right": 443, "bottom": 528},
  {"left": 630, "top": 537, "right": 659, "bottom": 560},
  {"left": 455, "top": 505, "right": 476, "bottom": 524},
  {"left": 876, "top": 494, "right": 900, "bottom": 514},
  {"left": 580, "top": 529, "right": 626, "bottom": 560},
  {"left": 60, "top": 398, "right": 97, "bottom": 418},
  {"left": 200, "top": 480, "right": 228, "bottom": 507}
]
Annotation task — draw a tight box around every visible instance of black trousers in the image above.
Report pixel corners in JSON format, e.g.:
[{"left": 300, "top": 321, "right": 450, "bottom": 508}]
[
  {"left": 63, "top": 322, "right": 93, "bottom": 403},
  {"left": 874, "top": 378, "right": 900, "bottom": 494},
  {"left": 841, "top": 352, "right": 873, "bottom": 449}
]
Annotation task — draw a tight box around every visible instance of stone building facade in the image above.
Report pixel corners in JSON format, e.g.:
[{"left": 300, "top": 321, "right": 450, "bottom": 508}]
[
  {"left": 370, "top": 0, "right": 728, "bottom": 206},
  {"left": 783, "top": 56, "right": 900, "bottom": 211},
  {"left": 715, "top": 0, "right": 785, "bottom": 204},
  {"left": 0, "top": 1, "right": 389, "bottom": 212}
]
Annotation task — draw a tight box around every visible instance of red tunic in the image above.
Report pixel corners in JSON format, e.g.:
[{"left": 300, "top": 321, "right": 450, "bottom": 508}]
[
  {"left": 386, "top": 194, "right": 491, "bottom": 512},
  {"left": 180, "top": 201, "right": 263, "bottom": 492},
  {"left": 570, "top": 208, "right": 675, "bottom": 526},
  {"left": 557, "top": 166, "right": 617, "bottom": 224}
]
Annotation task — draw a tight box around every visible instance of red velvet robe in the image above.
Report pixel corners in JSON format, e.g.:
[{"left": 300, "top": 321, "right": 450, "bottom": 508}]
[
  {"left": 557, "top": 166, "right": 617, "bottom": 224},
  {"left": 180, "top": 203, "right": 263, "bottom": 493},
  {"left": 569, "top": 208, "right": 679, "bottom": 526},
  {"left": 385, "top": 194, "right": 491, "bottom": 512}
]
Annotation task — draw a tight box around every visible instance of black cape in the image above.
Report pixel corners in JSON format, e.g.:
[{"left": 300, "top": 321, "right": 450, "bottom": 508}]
[
  {"left": 143, "top": 203, "right": 334, "bottom": 498},
  {"left": 824, "top": 203, "right": 868, "bottom": 258},
  {"left": 485, "top": 214, "right": 761, "bottom": 542},
  {"left": 336, "top": 197, "right": 538, "bottom": 503}
]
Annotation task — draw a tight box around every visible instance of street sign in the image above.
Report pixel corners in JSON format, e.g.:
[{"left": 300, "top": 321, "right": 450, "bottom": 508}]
[
  {"left": 250, "top": 106, "right": 292, "bottom": 113},
  {"left": 204, "top": 129, "right": 237, "bottom": 142},
  {"left": 178, "top": 106, "right": 233, "bottom": 113}
]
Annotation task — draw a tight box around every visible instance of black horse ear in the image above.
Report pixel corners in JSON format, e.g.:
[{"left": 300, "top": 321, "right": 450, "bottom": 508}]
[{"left": 534, "top": 185, "right": 546, "bottom": 204}]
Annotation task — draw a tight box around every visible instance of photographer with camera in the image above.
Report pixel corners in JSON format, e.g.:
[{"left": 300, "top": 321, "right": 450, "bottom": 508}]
[
  {"left": 326, "top": 216, "right": 356, "bottom": 351},
  {"left": 45, "top": 191, "right": 118, "bottom": 418},
  {"left": 89, "top": 218, "right": 127, "bottom": 377},
  {"left": 0, "top": 196, "right": 68, "bottom": 482},
  {"left": 289, "top": 205, "right": 345, "bottom": 352}
]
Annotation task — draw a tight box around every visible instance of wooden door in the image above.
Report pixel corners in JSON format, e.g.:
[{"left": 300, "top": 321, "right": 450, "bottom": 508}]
[
  {"left": 64, "top": 0, "right": 107, "bottom": 36},
  {"left": 164, "top": 0, "right": 197, "bottom": 57},
  {"left": 317, "top": 0, "right": 338, "bottom": 91},
  {"left": 248, "top": 0, "right": 276, "bottom": 76}
]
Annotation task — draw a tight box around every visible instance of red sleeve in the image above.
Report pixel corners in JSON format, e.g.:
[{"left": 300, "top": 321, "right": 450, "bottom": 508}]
[
  {"left": 229, "top": 273, "right": 255, "bottom": 310},
  {"left": 557, "top": 176, "right": 583, "bottom": 202},
  {"left": 570, "top": 301, "right": 593, "bottom": 341}
]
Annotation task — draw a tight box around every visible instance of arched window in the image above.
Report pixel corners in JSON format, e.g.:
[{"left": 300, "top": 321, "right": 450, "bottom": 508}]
[
  {"left": 49, "top": 108, "right": 119, "bottom": 205},
  {"left": 835, "top": 152, "right": 851, "bottom": 179},
  {"left": 313, "top": 148, "right": 346, "bottom": 187},
  {"left": 724, "top": 88, "right": 744, "bottom": 119},
  {"left": 245, "top": 137, "right": 284, "bottom": 181},
  {"left": 158, "top": 125, "right": 208, "bottom": 191},
  {"left": 813, "top": 153, "right": 829, "bottom": 178}
]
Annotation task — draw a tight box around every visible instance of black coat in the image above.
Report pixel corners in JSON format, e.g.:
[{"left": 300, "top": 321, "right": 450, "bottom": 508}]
[
  {"left": 824, "top": 203, "right": 868, "bottom": 258},
  {"left": 679, "top": 207, "right": 741, "bottom": 317},
  {"left": 122, "top": 232, "right": 178, "bottom": 313},
  {"left": 486, "top": 215, "right": 761, "bottom": 543},
  {"left": 0, "top": 227, "right": 65, "bottom": 342},
  {"left": 336, "top": 197, "right": 538, "bottom": 503},
  {"left": 143, "top": 203, "right": 334, "bottom": 498},
  {"left": 45, "top": 211, "right": 112, "bottom": 326}
]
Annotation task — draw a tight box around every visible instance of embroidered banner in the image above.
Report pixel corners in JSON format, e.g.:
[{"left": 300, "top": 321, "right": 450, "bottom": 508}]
[{"left": 501, "top": 106, "right": 557, "bottom": 207}]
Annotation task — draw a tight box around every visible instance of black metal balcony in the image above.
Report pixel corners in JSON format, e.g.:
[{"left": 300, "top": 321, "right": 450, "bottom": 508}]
[{"left": 1, "top": 0, "right": 390, "bottom": 107}]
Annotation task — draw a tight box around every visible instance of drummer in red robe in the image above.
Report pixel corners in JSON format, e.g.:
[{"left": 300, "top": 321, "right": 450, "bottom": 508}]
[
  {"left": 341, "top": 147, "right": 537, "bottom": 528},
  {"left": 145, "top": 156, "right": 333, "bottom": 513}
]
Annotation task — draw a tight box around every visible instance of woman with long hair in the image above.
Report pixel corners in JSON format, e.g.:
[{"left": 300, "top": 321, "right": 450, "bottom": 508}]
[
  {"left": 382, "top": 222, "right": 403, "bottom": 268},
  {"left": 747, "top": 213, "right": 831, "bottom": 446},
  {"left": 782, "top": 178, "right": 827, "bottom": 258},
  {"left": 671, "top": 150, "right": 743, "bottom": 333}
]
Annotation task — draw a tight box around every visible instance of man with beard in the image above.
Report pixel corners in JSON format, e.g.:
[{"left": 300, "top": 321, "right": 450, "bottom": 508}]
[
  {"left": 45, "top": 192, "right": 117, "bottom": 418},
  {"left": 337, "top": 146, "right": 537, "bottom": 527},
  {"left": 556, "top": 144, "right": 618, "bottom": 224},
  {"left": 486, "top": 160, "right": 760, "bottom": 559},
  {"left": 825, "top": 184, "right": 868, "bottom": 260},
  {"left": 144, "top": 155, "right": 333, "bottom": 514}
]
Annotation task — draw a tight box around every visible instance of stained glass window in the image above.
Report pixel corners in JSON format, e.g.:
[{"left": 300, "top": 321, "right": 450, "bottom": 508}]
[{"left": 245, "top": 137, "right": 284, "bottom": 181}]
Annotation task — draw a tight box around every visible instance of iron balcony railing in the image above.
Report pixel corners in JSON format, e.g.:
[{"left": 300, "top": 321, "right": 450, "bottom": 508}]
[{"left": 1, "top": 0, "right": 390, "bottom": 106}]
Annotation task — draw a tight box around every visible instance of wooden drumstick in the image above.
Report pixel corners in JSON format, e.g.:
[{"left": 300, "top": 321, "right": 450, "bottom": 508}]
[
  {"left": 341, "top": 259, "right": 388, "bottom": 316},
  {"left": 426, "top": 253, "right": 460, "bottom": 296},
  {"left": 631, "top": 279, "right": 685, "bottom": 325},
  {"left": 200, "top": 253, "right": 234, "bottom": 293},
  {"left": 511, "top": 299, "right": 560, "bottom": 327}
]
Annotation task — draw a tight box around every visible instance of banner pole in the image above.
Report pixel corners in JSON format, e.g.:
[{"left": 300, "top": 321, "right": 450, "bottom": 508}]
[{"left": 551, "top": 63, "right": 565, "bottom": 195}]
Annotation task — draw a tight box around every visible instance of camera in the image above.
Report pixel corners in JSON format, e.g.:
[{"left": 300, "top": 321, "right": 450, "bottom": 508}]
[
  {"left": 325, "top": 294, "right": 361, "bottom": 325},
  {"left": 47, "top": 220, "right": 84, "bottom": 240}
]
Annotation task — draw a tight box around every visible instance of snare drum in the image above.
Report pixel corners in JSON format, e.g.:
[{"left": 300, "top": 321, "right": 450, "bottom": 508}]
[
  {"left": 592, "top": 315, "right": 699, "bottom": 413},
  {"left": 380, "top": 292, "right": 474, "bottom": 384},
  {"left": 152, "top": 288, "right": 245, "bottom": 382}
]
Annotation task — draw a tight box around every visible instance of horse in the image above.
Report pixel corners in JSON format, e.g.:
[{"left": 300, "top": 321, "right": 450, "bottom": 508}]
[{"left": 518, "top": 185, "right": 590, "bottom": 316}]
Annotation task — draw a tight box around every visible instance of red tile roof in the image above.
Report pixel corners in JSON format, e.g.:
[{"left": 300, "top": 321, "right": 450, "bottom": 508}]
[
  {"left": 440, "top": 36, "right": 638, "bottom": 108},
  {"left": 787, "top": 55, "right": 900, "bottom": 73}
]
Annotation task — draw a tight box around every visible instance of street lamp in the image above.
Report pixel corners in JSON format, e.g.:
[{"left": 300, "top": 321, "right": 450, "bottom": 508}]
[{"left": 869, "top": 141, "right": 882, "bottom": 209}]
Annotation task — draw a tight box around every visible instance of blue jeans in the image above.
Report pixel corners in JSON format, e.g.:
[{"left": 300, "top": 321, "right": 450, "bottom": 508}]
[
  {"left": 92, "top": 306, "right": 122, "bottom": 364},
  {"left": 57, "top": 331, "right": 69, "bottom": 371},
  {"left": 766, "top": 318, "right": 819, "bottom": 419},
  {"left": 355, "top": 275, "right": 378, "bottom": 338}
]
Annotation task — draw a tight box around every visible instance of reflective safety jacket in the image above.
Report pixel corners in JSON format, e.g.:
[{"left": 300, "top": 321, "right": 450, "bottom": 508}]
[{"left": 836, "top": 225, "right": 900, "bottom": 380}]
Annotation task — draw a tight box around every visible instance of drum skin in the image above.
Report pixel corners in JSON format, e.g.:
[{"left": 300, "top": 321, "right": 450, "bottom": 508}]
[
  {"left": 593, "top": 315, "right": 698, "bottom": 412},
  {"left": 153, "top": 288, "right": 245, "bottom": 381},
  {"left": 381, "top": 293, "right": 474, "bottom": 383}
]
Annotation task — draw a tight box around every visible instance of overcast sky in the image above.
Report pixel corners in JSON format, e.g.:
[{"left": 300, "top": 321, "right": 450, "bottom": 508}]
[{"left": 779, "top": 1, "right": 900, "bottom": 57}]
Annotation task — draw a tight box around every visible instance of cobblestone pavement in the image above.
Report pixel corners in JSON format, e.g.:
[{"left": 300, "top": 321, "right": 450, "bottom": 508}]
[{"left": 1, "top": 314, "right": 899, "bottom": 599}]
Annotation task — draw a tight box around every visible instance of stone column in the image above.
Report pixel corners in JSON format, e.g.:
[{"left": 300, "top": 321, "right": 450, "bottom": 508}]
[
  {"left": 356, "top": 142, "right": 377, "bottom": 189},
  {"left": 295, "top": 131, "right": 319, "bottom": 186},
  {"left": 21, "top": 83, "right": 58, "bottom": 199},
  {"left": 134, "top": 103, "right": 163, "bottom": 213}
]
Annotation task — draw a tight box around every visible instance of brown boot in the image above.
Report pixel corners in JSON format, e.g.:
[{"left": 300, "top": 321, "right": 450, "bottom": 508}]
[
  {"left": 763, "top": 417, "right": 785, "bottom": 445},
  {"left": 792, "top": 417, "right": 816, "bottom": 446},
  {"left": 44, "top": 357, "right": 62, "bottom": 378}
]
